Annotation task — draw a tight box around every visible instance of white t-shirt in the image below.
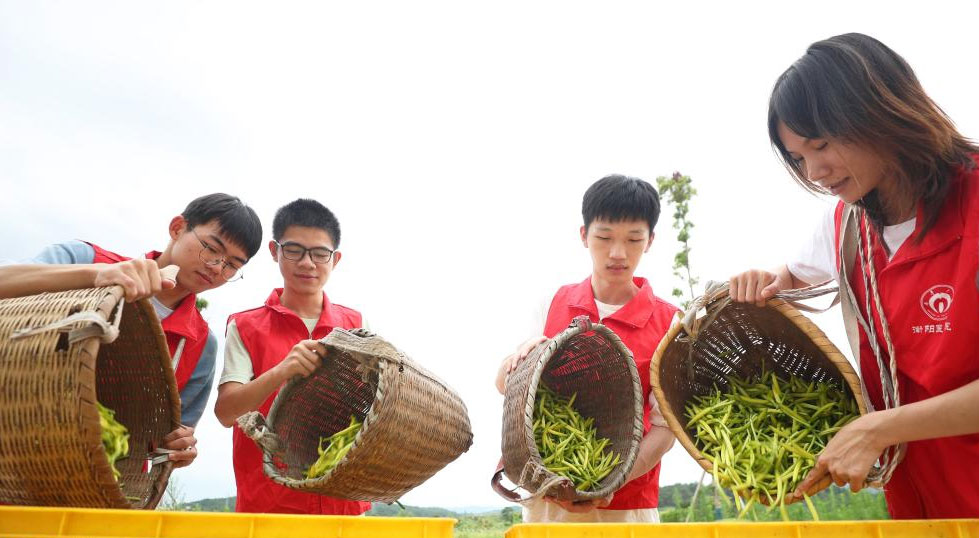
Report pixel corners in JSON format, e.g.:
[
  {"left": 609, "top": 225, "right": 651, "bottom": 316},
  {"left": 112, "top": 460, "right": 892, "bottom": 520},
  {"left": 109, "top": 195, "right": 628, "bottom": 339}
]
[
  {"left": 219, "top": 315, "right": 370, "bottom": 385},
  {"left": 787, "top": 206, "right": 917, "bottom": 285},
  {"left": 149, "top": 296, "right": 174, "bottom": 321}
]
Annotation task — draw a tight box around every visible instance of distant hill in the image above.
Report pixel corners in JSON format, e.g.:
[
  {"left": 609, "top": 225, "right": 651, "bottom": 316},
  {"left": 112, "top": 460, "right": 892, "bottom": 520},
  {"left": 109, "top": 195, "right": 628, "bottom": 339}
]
[
  {"left": 177, "top": 484, "right": 710, "bottom": 513},
  {"left": 176, "top": 497, "right": 470, "bottom": 517}
]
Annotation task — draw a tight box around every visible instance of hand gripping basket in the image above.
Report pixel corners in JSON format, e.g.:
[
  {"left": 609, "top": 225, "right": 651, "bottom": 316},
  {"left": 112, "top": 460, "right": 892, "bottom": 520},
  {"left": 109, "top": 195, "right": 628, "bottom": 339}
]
[
  {"left": 237, "top": 328, "right": 473, "bottom": 503},
  {"left": 493, "top": 316, "right": 643, "bottom": 503},
  {"left": 0, "top": 286, "right": 180, "bottom": 508},
  {"left": 650, "top": 282, "right": 867, "bottom": 501}
]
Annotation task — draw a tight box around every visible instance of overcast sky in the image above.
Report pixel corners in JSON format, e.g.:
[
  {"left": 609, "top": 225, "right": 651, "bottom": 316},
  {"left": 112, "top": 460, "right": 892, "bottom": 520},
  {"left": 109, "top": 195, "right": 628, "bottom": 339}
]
[{"left": 2, "top": 1, "right": 977, "bottom": 510}]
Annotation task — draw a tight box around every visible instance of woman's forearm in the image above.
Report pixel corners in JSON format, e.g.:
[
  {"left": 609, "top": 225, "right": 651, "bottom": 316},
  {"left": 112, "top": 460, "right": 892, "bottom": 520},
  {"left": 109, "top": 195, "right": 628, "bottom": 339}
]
[{"left": 871, "top": 377, "right": 979, "bottom": 447}]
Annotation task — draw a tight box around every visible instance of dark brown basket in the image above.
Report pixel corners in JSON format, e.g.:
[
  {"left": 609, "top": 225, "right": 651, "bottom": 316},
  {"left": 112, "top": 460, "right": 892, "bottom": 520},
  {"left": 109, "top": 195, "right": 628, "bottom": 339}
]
[
  {"left": 0, "top": 287, "right": 180, "bottom": 509},
  {"left": 238, "top": 328, "right": 473, "bottom": 503},
  {"left": 650, "top": 285, "right": 867, "bottom": 502},
  {"left": 493, "top": 316, "right": 643, "bottom": 503}
]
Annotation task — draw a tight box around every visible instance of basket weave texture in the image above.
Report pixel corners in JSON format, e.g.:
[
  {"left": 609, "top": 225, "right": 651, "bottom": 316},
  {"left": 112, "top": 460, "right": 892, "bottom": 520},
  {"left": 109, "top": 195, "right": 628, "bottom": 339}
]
[
  {"left": 239, "top": 328, "right": 473, "bottom": 503},
  {"left": 0, "top": 287, "right": 179, "bottom": 509},
  {"left": 499, "top": 317, "right": 643, "bottom": 502},
  {"left": 650, "top": 288, "right": 867, "bottom": 500}
]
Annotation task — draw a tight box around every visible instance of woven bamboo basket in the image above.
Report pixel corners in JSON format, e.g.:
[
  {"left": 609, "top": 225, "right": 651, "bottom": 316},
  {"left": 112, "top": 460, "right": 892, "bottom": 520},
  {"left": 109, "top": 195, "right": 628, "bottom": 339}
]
[
  {"left": 493, "top": 316, "right": 643, "bottom": 503},
  {"left": 650, "top": 283, "right": 867, "bottom": 502},
  {"left": 238, "top": 328, "right": 473, "bottom": 503},
  {"left": 0, "top": 286, "right": 180, "bottom": 509}
]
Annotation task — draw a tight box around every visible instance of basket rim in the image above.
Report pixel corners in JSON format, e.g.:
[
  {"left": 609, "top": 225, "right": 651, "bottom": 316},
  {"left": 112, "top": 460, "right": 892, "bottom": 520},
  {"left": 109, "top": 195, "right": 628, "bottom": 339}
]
[
  {"left": 649, "top": 296, "right": 865, "bottom": 500},
  {"left": 518, "top": 319, "right": 644, "bottom": 500},
  {"left": 262, "top": 328, "right": 473, "bottom": 498},
  {"left": 88, "top": 290, "right": 179, "bottom": 509}
]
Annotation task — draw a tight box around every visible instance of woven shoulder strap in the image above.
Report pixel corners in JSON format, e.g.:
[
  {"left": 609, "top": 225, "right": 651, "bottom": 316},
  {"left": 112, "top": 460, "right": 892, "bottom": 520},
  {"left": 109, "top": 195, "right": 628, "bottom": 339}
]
[{"left": 837, "top": 204, "right": 906, "bottom": 487}]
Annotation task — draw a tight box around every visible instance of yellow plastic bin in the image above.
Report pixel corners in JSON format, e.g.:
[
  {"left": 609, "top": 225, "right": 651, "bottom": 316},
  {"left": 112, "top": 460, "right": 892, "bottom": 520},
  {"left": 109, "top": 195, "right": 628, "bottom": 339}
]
[
  {"left": 0, "top": 506, "right": 454, "bottom": 538},
  {"left": 505, "top": 521, "right": 979, "bottom": 538}
]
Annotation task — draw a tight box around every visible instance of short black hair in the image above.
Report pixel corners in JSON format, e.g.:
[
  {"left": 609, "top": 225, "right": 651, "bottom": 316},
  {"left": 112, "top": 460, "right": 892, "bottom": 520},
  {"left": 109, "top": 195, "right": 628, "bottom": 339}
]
[
  {"left": 182, "top": 193, "right": 263, "bottom": 260},
  {"left": 272, "top": 198, "right": 341, "bottom": 247},
  {"left": 582, "top": 175, "right": 661, "bottom": 233}
]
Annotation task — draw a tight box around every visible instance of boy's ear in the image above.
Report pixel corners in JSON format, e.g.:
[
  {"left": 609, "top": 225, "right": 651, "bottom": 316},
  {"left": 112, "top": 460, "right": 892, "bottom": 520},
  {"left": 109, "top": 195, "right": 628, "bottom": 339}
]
[
  {"left": 168, "top": 215, "right": 187, "bottom": 240},
  {"left": 644, "top": 232, "right": 655, "bottom": 253},
  {"left": 268, "top": 240, "right": 279, "bottom": 261},
  {"left": 331, "top": 251, "right": 342, "bottom": 268},
  {"left": 580, "top": 225, "right": 588, "bottom": 247}
]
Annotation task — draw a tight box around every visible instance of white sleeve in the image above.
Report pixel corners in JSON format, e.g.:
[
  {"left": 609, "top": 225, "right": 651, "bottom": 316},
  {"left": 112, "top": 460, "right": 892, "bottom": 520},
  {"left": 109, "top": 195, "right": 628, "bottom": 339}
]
[
  {"left": 218, "top": 319, "right": 255, "bottom": 385},
  {"left": 786, "top": 207, "right": 839, "bottom": 285},
  {"left": 532, "top": 296, "right": 548, "bottom": 337}
]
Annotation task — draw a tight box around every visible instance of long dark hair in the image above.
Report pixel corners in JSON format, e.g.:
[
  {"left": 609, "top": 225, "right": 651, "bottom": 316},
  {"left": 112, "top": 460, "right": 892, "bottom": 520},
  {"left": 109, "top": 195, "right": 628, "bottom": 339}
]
[{"left": 768, "top": 33, "right": 977, "bottom": 239}]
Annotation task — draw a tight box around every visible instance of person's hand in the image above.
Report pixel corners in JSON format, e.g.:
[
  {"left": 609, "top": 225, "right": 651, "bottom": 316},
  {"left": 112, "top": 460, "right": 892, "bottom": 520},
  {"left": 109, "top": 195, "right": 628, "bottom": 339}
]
[
  {"left": 729, "top": 269, "right": 791, "bottom": 307},
  {"left": 274, "top": 340, "right": 327, "bottom": 379},
  {"left": 792, "top": 412, "right": 887, "bottom": 498},
  {"left": 161, "top": 425, "right": 198, "bottom": 469},
  {"left": 545, "top": 493, "right": 613, "bottom": 513},
  {"left": 93, "top": 260, "right": 177, "bottom": 302},
  {"left": 501, "top": 335, "right": 547, "bottom": 375}
]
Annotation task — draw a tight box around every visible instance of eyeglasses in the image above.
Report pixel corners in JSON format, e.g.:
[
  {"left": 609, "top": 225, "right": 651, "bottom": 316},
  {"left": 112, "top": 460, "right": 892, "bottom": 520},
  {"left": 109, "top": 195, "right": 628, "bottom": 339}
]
[
  {"left": 192, "top": 229, "right": 244, "bottom": 282},
  {"left": 274, "top": 240, "right": 335, "bottom": 264}
]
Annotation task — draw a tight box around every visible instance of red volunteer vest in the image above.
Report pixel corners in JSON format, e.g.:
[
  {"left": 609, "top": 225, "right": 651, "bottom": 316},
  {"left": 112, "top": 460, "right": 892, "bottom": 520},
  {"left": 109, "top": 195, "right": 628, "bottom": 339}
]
[
  {"left": 832, "top": 156, "right": 979, "bottom": 519},
  {"left": 229, "top": 289, "right": 370, "bottom": 515},
  {"left": 88, "top": 243, "right": 207, "bottom": 391},
  {"left": 543, "top": 276, "right": 679, "bottom": 510}
]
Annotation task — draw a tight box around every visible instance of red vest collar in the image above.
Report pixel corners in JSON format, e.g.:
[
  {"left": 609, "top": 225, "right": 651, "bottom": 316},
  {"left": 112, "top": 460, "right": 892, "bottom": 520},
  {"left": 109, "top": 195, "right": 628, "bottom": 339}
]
[
  {"left": 886, "top": 166, "right": 973, "bottom": 269},
  {"left": 264, "top": 288, "right": 342, "bottom": 332},
  {"left": 567, "top": 276, "right": 659, "bottom": 328}
]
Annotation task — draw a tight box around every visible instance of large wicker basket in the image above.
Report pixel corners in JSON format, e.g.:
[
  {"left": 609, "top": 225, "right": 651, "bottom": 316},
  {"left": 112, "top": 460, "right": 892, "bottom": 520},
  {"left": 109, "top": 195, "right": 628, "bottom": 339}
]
[
  {"left": 0, "top": 287, "right": 180, "bottom": 509},
  {"left": 650, "top": 284, "right": 867, "bottom": 502},
  {"left": 238, "top": 328, "right": 473, "bottom": 503},
  {"left": 493, "top": 316, "right": 643, "bottom": 503}
]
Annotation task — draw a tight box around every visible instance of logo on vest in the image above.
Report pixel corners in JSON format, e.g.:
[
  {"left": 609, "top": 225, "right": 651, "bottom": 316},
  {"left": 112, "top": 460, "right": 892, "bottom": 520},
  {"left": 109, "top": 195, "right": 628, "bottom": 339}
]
[{"left": 920, "top": 284, "right": 954, "bottom": 321}]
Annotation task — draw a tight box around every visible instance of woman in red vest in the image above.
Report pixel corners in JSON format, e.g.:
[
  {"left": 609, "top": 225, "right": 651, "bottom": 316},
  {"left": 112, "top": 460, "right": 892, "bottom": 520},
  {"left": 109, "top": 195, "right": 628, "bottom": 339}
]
[{"left": 730, "top": 33, "right": 979, "bottom": 518}]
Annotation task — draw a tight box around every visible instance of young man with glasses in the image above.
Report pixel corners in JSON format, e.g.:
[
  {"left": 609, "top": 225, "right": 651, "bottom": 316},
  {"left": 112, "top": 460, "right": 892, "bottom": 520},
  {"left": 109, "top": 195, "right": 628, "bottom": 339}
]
[
  {"left": 0, "top": 193, "right": 263, "bottom": 468},
  {"left": 214, "top": 198, "right": 371, "bottom": 515}
]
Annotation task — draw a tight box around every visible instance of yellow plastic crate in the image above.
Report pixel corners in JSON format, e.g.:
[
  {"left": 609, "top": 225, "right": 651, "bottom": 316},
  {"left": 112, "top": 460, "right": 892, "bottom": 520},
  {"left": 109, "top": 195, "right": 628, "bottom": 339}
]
[
  {"left": 0, "top": 506, "right": 454, "bottom": 538},
  {"left": 506, "top": 520, "right": 979, "bottom": 538}
]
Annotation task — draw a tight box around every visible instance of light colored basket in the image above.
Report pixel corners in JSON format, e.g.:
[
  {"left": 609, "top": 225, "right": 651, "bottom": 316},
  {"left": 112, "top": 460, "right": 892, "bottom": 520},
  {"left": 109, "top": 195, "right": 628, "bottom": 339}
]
[
  {"left": 494, "top": 316, "right": 643, "bottom": 503},
  {"left": 0, "top": 287, "right": 180, "bottom": 509},
  {"left": 650, "top": 285, "right": 867, "bottom": 502},
  {"left": 239, "top": 328, "right": 473, "bottom": 503}
]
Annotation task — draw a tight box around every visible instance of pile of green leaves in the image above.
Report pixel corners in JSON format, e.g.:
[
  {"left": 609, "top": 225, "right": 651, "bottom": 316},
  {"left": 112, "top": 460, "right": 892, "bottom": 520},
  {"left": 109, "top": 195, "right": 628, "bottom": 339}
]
[
  {"left": 97, "top": 401, "right": 129, "bottom": 481},
  {"left": 306, "top": 416, "right": 362, "bottom": 479},
  {"left": 685, "top": 370, "right": 859, "bottom": 520},
  {"left": 533, "top": 384, "right": 621, "bottom": 491}
]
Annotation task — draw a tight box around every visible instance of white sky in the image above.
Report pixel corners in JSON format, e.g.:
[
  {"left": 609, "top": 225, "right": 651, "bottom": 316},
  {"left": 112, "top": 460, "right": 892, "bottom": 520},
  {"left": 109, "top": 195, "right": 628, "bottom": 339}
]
[{"left": 1, "top": 1, "right": 977, "bottom": 510}]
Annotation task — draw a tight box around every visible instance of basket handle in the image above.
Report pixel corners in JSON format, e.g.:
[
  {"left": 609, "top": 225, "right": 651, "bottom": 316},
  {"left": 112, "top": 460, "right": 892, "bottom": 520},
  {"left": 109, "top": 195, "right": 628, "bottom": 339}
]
[
  {"left": 568, "top": 315, "right": 593, "bottom": 332},
  {"left": 490, "top": 463, "right": 529, "bottom": 503},
  {"left": 236, "top": 411, "right": 285, "bottom": 456},
  {"left": 491, "top": 460, "right": 576, "bottom": 504}
]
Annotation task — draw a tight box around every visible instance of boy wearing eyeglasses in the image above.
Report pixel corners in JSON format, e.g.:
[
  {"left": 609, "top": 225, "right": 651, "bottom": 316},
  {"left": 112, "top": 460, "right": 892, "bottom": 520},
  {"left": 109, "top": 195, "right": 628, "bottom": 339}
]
[
  {"left": 0, "top": 193, "right": 264, "bottom": 468},
  {"left": 214, "top": 198, "right": 371, "bottom": 515}
]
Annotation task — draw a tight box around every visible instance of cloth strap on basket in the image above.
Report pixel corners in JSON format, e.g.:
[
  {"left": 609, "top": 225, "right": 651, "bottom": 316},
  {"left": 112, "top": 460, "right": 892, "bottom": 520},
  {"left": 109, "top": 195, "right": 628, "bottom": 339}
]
[{"left": 9, "top": 300, "right": 124, "bottom": 345}]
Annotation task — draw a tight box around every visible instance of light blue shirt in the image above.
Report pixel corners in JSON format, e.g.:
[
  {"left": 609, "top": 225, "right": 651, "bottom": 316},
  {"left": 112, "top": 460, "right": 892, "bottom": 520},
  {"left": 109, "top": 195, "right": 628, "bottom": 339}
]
[{"left": 31, "top": 240, "right": 215, "bottom": 427}]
